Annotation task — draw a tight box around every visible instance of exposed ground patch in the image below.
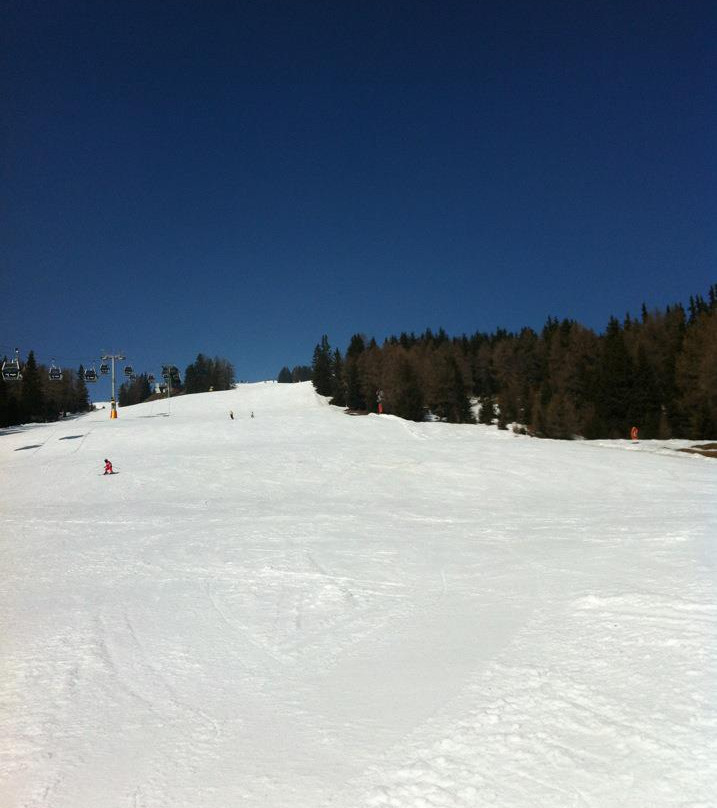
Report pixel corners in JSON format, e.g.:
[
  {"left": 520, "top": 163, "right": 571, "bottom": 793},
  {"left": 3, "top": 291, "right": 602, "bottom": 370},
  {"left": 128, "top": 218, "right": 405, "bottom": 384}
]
[{"left": 678, "top": 443, "right": 717, "bottom": 459}]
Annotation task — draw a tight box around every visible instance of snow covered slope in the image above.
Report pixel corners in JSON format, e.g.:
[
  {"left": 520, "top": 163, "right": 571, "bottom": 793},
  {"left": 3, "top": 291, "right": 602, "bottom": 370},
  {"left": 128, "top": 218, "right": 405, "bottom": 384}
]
[{"left": 1, "top": 382, "right": 715, "bottom": 807}]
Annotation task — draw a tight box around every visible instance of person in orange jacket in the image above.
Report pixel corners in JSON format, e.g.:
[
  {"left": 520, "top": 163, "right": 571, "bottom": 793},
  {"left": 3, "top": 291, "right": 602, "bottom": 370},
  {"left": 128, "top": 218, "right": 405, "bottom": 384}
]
[{"left": 103, "top": 458, "right": 114, "bottom": 475}]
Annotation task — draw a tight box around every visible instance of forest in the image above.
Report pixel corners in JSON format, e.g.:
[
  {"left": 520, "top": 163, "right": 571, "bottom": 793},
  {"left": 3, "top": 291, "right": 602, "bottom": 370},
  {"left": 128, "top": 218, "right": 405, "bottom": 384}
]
[
  {"left": 0, "top": 353, "right": 92, "bottom": 427},
  {"left": 0, "top": 353, "right": 236, "bottom": 428},
  {"left": 3, "top": 287, "right": 714, "bottom": 439},
  {"left": 310, "top": 286, "right": 717, "bottom": 440}
]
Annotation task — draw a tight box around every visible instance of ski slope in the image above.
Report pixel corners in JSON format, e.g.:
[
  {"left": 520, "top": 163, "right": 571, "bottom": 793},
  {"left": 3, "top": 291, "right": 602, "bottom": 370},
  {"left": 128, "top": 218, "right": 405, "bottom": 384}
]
[{"left": 1, "top": 382, "right": 715, "bottom": 807}]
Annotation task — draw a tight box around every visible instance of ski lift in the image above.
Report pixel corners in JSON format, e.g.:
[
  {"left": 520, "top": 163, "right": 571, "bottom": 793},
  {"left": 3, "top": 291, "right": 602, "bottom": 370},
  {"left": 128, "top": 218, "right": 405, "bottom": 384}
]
[
  {"left": 148, "top": 373, "right": 155, "bottom": 383},
  {"left": 48, "top": 361, "right": 63, "bottom": 381},
  {"left": 162, "top": 365, "right": 180, "bottom": 385},
  {"left": 84, "top": 367, "right": 98, "bottom": 383},
  {"left": 2, "top": 349, "right": 22, "bottom": 382},
  {"left": 124, "top": 365, "right": 134, "bottom": 377},
  {"left": 100, "top": 363, "right": 110, "bottom": 375}
]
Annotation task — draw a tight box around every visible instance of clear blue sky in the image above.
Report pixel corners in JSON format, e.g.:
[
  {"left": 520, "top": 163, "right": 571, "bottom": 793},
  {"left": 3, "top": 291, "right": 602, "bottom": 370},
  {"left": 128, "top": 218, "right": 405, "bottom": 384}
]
[{"left": 2, "top": 0, "right": 715, "bottom": 384}]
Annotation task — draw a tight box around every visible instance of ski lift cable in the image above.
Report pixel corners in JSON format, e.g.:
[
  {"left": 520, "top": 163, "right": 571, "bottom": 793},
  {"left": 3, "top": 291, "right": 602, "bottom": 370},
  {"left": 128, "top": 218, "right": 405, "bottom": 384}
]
[{"left": 1, "top": 344, "right": 176, "bottom": 379}]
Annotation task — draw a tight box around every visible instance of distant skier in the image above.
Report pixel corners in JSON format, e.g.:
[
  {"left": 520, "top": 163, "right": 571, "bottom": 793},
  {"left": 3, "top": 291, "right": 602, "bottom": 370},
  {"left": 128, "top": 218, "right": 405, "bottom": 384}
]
[
  {"left": 103, "top": 458, "right": 114, "bottom": 475},
  {"left": 250, "top": 411, "right": 254, "bottom": 418},
  {"left": 229, "top": 410, "right": 234, "bottom": 420}
]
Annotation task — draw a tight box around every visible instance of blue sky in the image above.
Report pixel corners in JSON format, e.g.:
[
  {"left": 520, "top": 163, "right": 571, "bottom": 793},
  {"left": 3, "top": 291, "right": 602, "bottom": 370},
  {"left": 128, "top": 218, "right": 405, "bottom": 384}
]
[{"left": 2, "top": 0, "right": 715, "bottom": 385}]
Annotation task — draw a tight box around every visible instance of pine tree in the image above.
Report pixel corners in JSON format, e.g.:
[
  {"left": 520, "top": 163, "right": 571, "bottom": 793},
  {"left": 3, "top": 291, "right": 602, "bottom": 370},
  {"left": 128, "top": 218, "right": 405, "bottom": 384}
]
[
  {"left": 291, "top": 365, "right": 312, "bottom": 382},
  {"left": 209, "top": 357, "right": 235, "bottom": 391},
  {"left": 277, "top": 366, "right": 292, "bottom": 383},
  {"left": 675, "top": 305, "right": 717, "bottom": 439},
  {"left": 343, "top": 334, "right": 366, "bottom": 410},
  {"left": 0, "top": 360, "right": 19, "bottom": 427},
  {"left": 389, "top": 353, "right": 424, "bottom": 421},
  {"left": 330, "top": 349, "right": 346, "bottom": 406},
  {"left": 478, "top": 395, "right": 496, "bottom": 425},
  {"left": 596, "top": 317, "right": 635, "bottom": 437},
  {"left": 20, "top": 351, "right": 45, "bottom": 422},
  {"left": 184, "top": 354, "right": 211, "bottom": 393},
  {"left": 631, "top": 345, "right": 662, "bottom": 438},
  {"left": 75, "top": 365, "right": 90, "bottom": 412},
  {"left": 311, "top": 335, "right": 333, "bottom": 397}
]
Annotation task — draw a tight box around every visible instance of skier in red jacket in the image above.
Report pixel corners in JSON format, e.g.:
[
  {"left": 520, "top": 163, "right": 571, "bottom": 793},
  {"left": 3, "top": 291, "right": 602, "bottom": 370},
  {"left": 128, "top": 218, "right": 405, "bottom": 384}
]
[{"left": 103, "top": 459, "right": 114, "bottom": 475}]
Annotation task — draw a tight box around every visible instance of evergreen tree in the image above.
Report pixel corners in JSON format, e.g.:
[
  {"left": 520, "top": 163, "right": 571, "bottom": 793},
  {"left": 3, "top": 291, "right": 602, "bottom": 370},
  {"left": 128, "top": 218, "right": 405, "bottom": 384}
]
[
  {"left": 46, "top": 368, "right": 79, "bottom": 419},
  {"left": 384, "top": 350, "right": 424, "bottom": 421},
  {"left": 596, "top": 317, "right": 635, "bottom": 437},
  {"left": 631, "top": 344, "right": 662, "bottom": 438},
  {"left": 311, "top": 335, "right": 333, "bottom": 397},
  {"left": 183, "top": 354, "right": 233, "bottom": 393},
  {"left": 478, "top": 395, "right": 496, "bottom": 425},
  {"left": 307, "top": 282, "right": 715, "bottom": 439},
  {"left": 21, "top": 351, "right": 45, "bottom": 422},
  {"left": 676, "top": 306, "right": 717, "bottom": 438},
  {"left": 209, "top": 356, "right": 235, "bottom": 391},
  {"left": 75, "top": 365, "right": 90, "bottom": 413},
  {"left": 277, "top": 366, "right": 292, "bottom": 383},
  {"left": 344, "top": 334, "right": 366, "bottom": 410},
  {"left": 0, "top": 359, "right": 20, "bottom": 427},
  {"left": 429, "top": 350, "right": 474, "bottom": 423},
  {"left": 329, "top": 349, "right": 346, "bottom": 406},
  {"left": 184, "top": 354, "right": 211, "bottom": 393},
  {"left": 358, "top": 339, "right": 383, "bottom": 413},
  {"left": 291, "top": 365, "right": 313, "bottom": 382}
]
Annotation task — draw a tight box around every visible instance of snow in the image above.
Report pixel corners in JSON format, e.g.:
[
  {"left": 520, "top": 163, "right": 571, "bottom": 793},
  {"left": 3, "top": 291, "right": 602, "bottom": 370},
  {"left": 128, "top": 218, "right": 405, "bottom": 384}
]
[{"left": 1, "top": 381, "right": 715, "bottom": 807}]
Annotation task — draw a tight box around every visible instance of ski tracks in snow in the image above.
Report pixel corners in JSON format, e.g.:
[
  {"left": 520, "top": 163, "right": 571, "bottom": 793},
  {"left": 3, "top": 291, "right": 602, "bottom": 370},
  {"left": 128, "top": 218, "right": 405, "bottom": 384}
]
[{"left": 336, "top": 587, "right": 716, "bottom": 808}]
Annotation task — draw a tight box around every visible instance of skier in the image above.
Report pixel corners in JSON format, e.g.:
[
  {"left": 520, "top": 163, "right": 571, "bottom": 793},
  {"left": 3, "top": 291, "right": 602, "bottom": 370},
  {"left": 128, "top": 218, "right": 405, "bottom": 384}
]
[
  {"left": 103, "top": 458, "right": 114, "bottom": 475},
  {"left": 229, "top": 410, "right": 234, "bottom": 420}
]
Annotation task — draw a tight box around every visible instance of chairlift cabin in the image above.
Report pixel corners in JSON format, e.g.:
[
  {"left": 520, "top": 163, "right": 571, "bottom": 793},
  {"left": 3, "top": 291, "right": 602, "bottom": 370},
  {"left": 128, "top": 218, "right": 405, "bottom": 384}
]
[
  {"left": 84, "top": 367, "right": 98, "bottom": 383},
  {"left": 148, "top": 374, "right": 155, "bottom": 383},
  {"left": 49, "top": 363, "right": 63, "bottom": 381},
  {"left": 124, "top": 365, "right": 134, "bottom": 377},
  {"left": 2, "top": 350, "right": 22, "bottom": 382},
  {"left": 100, "top": 363, "right": 110, "bottom": 375}
]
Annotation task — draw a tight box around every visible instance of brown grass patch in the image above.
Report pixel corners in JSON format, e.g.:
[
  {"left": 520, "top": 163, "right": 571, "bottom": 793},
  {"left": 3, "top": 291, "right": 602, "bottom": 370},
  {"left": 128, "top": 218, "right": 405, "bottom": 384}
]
[{"left": 678, "top": 443, "right": 717, "bottom": 459}]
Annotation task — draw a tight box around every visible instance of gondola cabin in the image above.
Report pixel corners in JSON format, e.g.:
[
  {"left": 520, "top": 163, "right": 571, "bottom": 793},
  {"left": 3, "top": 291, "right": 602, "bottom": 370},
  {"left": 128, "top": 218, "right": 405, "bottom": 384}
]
[
  {"left": 49, "top": 366, "right": 63, "bottom": 381},
  {"left": 2, "top": 356, "right": 22, "bottom": 381},
  {"left": 124, "top": 365, "right": 134, "bottom": 377},
  {"left": 100, "top": 363, "right": 110, "bottom": 375},
  {"left": 84, "top": 368, "right": 98, "bottom": 383}
]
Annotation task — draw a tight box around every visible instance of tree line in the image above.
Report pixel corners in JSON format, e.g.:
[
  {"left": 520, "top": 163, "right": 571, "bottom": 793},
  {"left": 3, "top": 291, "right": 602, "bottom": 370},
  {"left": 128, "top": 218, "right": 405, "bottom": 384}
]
[
  {"left": 310, "top": 285, "right": 717, "bottom": 440},
  {"left": 0, "top": 352, "right": 91, "bottom": 427},
  {"left": 117, "top": 354, "right": 236, "bottom": 405},
  {"left": 0, "top": 352, "right": 236, "bottom": 427},
  {"left": 276, "top": 365, "right": 312, "bottom": 383}
]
